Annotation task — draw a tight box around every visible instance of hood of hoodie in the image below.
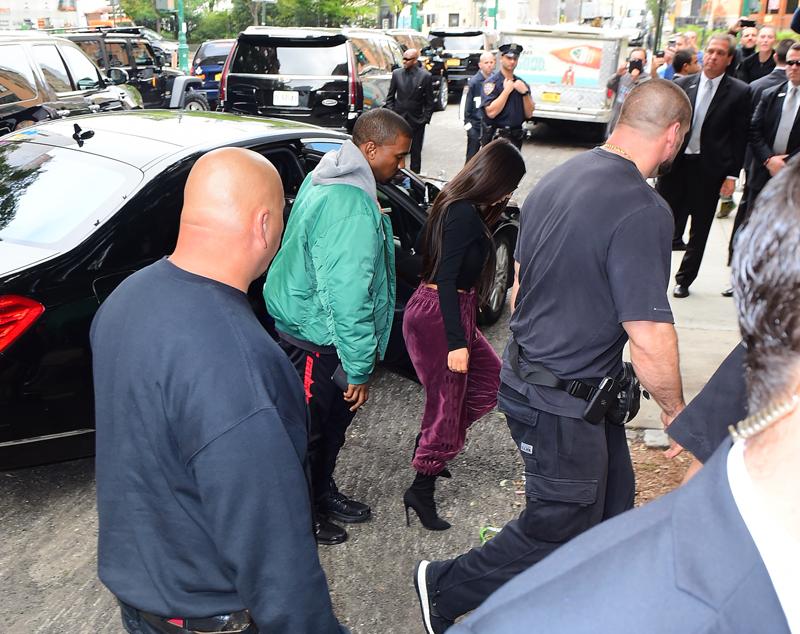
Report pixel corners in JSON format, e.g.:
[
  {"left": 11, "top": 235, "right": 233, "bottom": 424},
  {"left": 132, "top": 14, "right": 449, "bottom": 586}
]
[{"left": 311, "top": 140, "right": 378, "bottom": 203}]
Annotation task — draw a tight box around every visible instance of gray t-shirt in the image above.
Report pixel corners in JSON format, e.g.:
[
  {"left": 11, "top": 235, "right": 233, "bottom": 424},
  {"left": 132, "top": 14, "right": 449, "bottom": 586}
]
[{"left": 500, "top": 148, "right": 674, "bottom": 419}]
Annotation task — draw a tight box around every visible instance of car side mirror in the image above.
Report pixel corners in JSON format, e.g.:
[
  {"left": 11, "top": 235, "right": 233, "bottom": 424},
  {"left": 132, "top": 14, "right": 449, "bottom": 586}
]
[
  {"left": 107, "top": 68, "right": 129, "bottom": 85},
  {"left": 155, "top": 54, "right": 165, "bottom": 67}
]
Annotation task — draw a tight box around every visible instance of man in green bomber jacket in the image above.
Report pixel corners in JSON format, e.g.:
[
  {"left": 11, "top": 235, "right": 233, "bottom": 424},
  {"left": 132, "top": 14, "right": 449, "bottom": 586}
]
[{"left": 265, "top": 109, "right": 412, "bottom": 546}]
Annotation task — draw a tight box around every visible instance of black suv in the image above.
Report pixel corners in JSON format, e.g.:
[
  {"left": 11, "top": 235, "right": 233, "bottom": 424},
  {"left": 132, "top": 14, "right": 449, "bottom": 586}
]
[
  {"left": 428, "top": 29, "right": 496, "bottom": 96},
  {"left": 386, "top": 29, "right": 448, "bottom": 111},
  {"left": 63, "top": 30, "right": 208, "bottom": 110},
  {"left": 0, "top": 33, "right": 139, "bottom": 134},
  {"left": 221, "top": 27, "right": 406, "bottom": 131}
]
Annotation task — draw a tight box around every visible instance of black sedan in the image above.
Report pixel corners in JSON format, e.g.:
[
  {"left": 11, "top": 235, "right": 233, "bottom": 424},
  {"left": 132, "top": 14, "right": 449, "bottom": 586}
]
[{"left": 0, "top": 111, "right": 518, "bottom": 469}]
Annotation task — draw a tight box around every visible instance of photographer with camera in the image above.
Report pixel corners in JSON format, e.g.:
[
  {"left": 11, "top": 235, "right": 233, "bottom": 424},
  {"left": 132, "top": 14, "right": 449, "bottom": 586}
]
[{"left": 606, "top": 48, "right": 650, "bottom": 137}]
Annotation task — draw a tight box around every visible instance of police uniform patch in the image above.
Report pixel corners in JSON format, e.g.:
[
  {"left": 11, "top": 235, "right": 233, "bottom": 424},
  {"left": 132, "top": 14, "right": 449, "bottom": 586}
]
[{"left": 483, "top": 82, "right": 495, "bottom": 96}]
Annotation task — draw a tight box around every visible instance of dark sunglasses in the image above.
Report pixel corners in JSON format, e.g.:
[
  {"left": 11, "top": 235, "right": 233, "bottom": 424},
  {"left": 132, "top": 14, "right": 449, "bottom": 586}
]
[
  {"left": 786, "top": 60, "right": 800, "bottom": 67},
  {"left": 402, "top": 57, "right": 417, "bottom": 62}
]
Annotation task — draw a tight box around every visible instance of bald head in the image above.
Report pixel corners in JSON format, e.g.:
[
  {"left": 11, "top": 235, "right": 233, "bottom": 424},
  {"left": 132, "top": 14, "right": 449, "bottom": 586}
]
[
  {"left": 617, "top": 79, "right": 692, "bottom": 138},
  {"left": 182, "top": 147, "right": 283, "bottom": 234},
  {"left": 171, "top": 147, "right": 285, "bottom": 291}
]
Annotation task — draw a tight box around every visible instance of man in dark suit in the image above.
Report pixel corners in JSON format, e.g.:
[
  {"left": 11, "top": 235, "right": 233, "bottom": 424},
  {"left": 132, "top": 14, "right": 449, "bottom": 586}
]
[
  {"left": 447, "top": 156, "right": 800, "bottom": 634},
  {"left": 656, "top": 35, "right": 750, "bottom": 298},
  {"left": 748, "top": 43, "right": 800, "bottom": 205},
  {"left": 724, "top": 38, "right": 796, "bottom": 275},
  {"left": 385, "top": 48, "right": 434, "bottom": 174}
]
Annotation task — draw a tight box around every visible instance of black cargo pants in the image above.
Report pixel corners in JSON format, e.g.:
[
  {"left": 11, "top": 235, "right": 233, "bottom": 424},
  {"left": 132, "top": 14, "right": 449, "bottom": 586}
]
[{"left": 426, "top": 382, "right": 635, "bottom": 620}]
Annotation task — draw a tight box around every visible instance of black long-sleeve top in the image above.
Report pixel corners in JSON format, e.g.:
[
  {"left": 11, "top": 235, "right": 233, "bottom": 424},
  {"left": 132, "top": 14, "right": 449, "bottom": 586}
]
[{"left": 418, "top": 200, "right": 490, "bottom": 350}]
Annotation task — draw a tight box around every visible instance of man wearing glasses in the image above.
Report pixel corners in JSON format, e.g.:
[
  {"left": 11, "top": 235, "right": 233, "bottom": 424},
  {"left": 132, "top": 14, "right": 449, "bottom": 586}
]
[{"left": 385, "top": 48, "right": 435, "bottom": 173}]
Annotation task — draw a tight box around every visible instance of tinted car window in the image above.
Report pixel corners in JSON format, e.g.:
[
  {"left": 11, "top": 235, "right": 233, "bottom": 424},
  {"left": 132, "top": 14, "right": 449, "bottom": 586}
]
[
  {"left": 130, "top": 40, "right": 155, "bottom": 66},
  {"left": 231, "top": 42, "right": 348, "bottom": 76},
  {"left": 195, "top": 41, "right": 233, "bottom": 65},
  {"left": 441, "top": 35, "right": 484, "bottom": 49},
  {"left": 60, "top": 45, "right": 103, "bottom": 90},
  {"left": 0, "top": 144, "right": 140, "bottom": 247},
  {"left": 350, "top": 37, "right": 388, "bottom": 75},
  {"left": 0, "top": 46, "right": 38, "bottom": 105},
  {"left": 74, "top": 40, "right": 105, "bottom": 68},
  {"left": 31, "top": 45, "right": 72, "bottom": 92},
  {"left": 106, "top": 42, "right": 131, "bottom": 68}
]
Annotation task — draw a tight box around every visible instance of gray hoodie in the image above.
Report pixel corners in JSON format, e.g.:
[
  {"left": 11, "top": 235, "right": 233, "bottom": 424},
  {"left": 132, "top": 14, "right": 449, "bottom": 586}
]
[{"left": 311, "top": 140, "right": 378, "bottom": 203}]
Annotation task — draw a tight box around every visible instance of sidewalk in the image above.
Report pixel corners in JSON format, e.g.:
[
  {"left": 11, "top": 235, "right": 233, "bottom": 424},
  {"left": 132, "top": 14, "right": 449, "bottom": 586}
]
[{"left": 630, "top": 206, "right": 741, "bottom": 432}]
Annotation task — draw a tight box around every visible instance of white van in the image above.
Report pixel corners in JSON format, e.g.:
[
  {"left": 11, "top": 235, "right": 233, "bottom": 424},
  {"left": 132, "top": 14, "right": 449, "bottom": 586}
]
[{"left": 501, "top": 25, "right": 628, "bottom": 133}]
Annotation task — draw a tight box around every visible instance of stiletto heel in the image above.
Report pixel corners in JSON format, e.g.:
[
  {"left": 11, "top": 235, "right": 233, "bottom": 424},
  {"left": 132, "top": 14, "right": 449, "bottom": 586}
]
[{"left": 403, "top": 473, "right": 451, "bottom": 531}]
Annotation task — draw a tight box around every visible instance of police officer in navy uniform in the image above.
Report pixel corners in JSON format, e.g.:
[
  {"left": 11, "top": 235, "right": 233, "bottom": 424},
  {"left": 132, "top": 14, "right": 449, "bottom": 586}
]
[
  {"left": 481, "top": 43, "right": 534, "bottom": 149},
  {"left": 462, "top": 51, "right": 496, "bottom": 162}
]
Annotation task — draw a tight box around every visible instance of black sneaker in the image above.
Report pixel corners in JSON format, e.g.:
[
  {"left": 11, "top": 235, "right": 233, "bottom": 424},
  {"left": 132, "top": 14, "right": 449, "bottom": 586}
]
[
  {"left": 414, "top": 560, "right": 454, "bottom": 634},
  {"left": 319, "top": 490, "right": 372, "bottom": 524},
  {"left": 314, "top": 518, "right": 347, "bottom": 545}
]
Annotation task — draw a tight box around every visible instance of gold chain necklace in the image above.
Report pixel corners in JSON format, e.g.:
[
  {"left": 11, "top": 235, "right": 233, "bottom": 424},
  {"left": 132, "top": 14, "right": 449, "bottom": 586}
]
[{"left": 600, "top": 143, "right": 633, "bottom": 162}]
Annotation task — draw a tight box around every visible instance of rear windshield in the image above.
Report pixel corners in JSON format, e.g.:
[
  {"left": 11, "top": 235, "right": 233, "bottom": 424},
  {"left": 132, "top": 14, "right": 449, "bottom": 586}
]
[
  {"left": 0, "top": 141, "right": 140, "bottom": 247},
  {"left": 437, "top": 35, "right": 485, "bottom": 50},
  {"left": 195, "top": 41, "right": 233, "bottom": 65},
  {"left": 231, "top": 41, "right": 349, "bottom": 76}
]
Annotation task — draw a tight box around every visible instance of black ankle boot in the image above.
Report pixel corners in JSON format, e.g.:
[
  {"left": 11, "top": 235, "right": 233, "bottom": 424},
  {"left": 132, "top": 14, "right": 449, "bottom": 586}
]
[
  {"left": 403, "top": 472, "right": 451, "bottom": 531},
  {"left": 411, "top": 434, "right": 451, "bottom": 478}
]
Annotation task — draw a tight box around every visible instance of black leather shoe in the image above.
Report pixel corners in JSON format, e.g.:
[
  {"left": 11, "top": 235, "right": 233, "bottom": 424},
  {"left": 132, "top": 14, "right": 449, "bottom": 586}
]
[
  {"left": 721, "top": 287, "right": 734, "bottom": 297},
  {"left": 673, "top": 284, "right": 690, "bottom": 298},
  {"left": 414, "top": 560, "right": 454, "bottom": 634},
  {"left": 672, "top": 240, "right": 688, "bottom": 251},
  {"left": 314, "top": 518, "right": 347, "bottom": 545},
  {"left": 319, "top": 491, "right": 372, "bottom": 523}
]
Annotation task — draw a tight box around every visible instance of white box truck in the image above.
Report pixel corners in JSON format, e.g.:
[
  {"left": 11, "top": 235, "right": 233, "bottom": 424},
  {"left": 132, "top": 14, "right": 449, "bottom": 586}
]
[{"left": 501, "top": 25, "right": 628, "bottom": 132}]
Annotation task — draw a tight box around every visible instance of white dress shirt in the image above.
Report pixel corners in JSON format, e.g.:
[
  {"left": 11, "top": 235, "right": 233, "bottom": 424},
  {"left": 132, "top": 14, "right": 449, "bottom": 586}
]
[
  {"left": 685, "top": 71, "right": 725, "bottom": 155},
  {"left": 728, "top": 439, "right": 800, "bottom": 632}
]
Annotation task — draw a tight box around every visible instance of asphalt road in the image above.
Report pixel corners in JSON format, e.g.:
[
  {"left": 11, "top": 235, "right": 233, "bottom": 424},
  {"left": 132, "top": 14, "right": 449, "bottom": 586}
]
[{"left": 0, "top": 105, "right": 598, "bottom": 633}]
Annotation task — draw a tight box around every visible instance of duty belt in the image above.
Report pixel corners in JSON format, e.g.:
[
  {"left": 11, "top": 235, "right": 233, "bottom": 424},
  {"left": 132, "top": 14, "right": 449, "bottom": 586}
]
[{"left": 507, "top": 338, "right": 604, "bottom": 402}]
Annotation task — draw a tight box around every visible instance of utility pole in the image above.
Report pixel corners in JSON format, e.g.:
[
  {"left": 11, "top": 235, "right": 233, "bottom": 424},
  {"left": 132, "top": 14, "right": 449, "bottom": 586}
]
[
  {"left": 177, "top": 0, "right": 189, "bottom": 73},
  {"left": 653, "top": 0, "right": 665, "bottom": 52}
]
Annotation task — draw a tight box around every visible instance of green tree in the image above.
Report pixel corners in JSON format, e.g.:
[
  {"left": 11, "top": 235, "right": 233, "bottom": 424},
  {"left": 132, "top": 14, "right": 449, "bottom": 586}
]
[
  {"left": 189, "top": 10, "right": 236, "bottom": 43},
  {"left": 119, "top": 0, "right": 162, "bottom": 32}
]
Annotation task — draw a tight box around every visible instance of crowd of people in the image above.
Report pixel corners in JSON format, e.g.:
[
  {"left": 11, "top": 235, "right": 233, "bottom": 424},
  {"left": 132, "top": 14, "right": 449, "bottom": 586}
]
[{"left": 87, "top": 13, "right": 800, "bottom": 634}]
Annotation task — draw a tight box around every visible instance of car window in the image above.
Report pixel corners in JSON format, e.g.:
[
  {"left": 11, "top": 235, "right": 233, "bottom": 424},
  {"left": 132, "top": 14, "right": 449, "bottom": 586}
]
[
  {"left": 382, "top": 40, "right": 403, "bottom": 69},
  {"left": 74, "top": 40, "right": 105, "bottom": 69},
  {"left": 195, "top": 41, "right": 233, "bottom": 66},
  {"left": 60, "top": 45, "right": 103, "bottom": 91},
  {"left": 130, "top": 40, "right": 155, "bottom": 66},
  {"left": 350, "top": 37, "right": 388, "bottom": 75},
  {"left": 441, "top": 34, "right": 485, "bottom": 50},
  {"left": 0, "top": 46, "right": 38, "bottom": 105},
  {"left": 105, "top": 42, "right": 131, "bottom": 68},
  {"left": 31, "top": 45, "right": 73, "bottom": 92},
  {"left": 0, "top": 143, "right": 141, "bottom": 247},
  {"left": 231, "top": 42, "right": 348, "bottom": 76}
]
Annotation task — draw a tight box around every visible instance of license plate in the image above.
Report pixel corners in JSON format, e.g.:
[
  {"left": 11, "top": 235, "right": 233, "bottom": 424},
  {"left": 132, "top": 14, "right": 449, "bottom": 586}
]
[
  {"left": 446, "top": 58, "right": 460, "bottom": 67},
  {"left": 214, "top": 73, "right": 221, "bottom": 81},
  {"left": 541, "top": 91, "right": 561, "bottom": 103},
  {"left": 273, "top": 90, "right": 299, "bottom": 107}
]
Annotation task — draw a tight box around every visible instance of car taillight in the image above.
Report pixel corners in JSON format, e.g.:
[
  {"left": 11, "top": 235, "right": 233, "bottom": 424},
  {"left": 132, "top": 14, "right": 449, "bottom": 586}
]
[
  {"left": 219, "top": 47, "right": 234, "bottom": 105},
  {"left": 347, "top": 45, "right": 357, "bottom": 111},
  {"left": 0, "top": 295, "right": 44, "bottom": 354}
]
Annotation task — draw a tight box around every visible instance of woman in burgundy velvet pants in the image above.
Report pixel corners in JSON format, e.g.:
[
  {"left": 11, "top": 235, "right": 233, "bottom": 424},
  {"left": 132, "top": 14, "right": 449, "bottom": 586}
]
[{"left": 402, "top": 139, "right": 526, "bottom": 530}]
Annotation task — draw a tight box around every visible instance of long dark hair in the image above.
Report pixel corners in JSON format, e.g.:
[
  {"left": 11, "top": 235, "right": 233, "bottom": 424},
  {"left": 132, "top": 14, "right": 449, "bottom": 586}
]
[{"left": 420, "top": 138, "right": 526, "bottom": 302}]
